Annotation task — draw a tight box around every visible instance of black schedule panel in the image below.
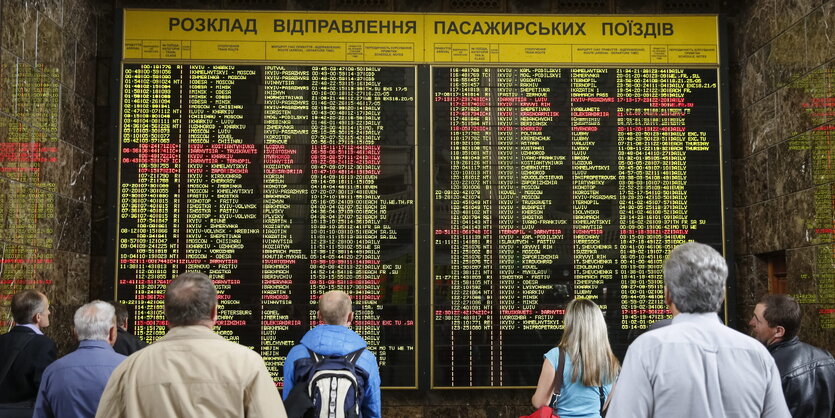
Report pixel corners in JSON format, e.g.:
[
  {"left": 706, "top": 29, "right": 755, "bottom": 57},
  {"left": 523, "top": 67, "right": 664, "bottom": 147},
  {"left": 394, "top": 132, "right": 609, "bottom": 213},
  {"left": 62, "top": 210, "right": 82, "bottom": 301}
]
[
  {"left": 117, "top": 64, "right": 416, "bottom": 388},
  {"left": 432, "top": 67, "right": 723, "bottom": 387}
]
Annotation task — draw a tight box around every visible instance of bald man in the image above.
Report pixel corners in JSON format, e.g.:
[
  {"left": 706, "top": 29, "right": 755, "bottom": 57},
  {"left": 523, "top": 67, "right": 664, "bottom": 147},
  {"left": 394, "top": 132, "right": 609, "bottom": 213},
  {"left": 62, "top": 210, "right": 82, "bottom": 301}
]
[{"left": 283, "top": 291, "right": 381, "bottom": 418}]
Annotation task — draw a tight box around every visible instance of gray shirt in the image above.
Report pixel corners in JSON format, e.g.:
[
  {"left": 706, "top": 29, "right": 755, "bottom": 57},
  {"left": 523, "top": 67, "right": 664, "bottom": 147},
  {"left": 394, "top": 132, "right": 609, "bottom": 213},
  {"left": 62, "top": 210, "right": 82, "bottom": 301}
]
[{"left": 607, "top": 312, "right": 790, "bottom": 418}]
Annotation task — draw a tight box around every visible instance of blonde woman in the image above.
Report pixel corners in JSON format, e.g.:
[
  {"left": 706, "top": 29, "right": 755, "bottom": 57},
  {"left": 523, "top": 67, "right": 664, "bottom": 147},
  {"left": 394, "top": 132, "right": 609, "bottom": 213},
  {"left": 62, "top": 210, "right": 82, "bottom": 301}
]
[{"left": 531, "top": 298, "right": 620, "bottom": 418}]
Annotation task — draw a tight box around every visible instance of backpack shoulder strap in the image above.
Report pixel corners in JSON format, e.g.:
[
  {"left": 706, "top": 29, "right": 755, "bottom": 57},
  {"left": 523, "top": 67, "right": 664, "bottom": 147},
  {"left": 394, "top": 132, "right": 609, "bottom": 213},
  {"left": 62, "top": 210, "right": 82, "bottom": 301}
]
[
  {"left": 0, "top": 332, "right": 36, "bottom": 385},
  {"left": 344, "top": 347, "right": 365, "bottom": 365},
  {"left": 307, "top": 348, "right": 324, "bottom": 363}
]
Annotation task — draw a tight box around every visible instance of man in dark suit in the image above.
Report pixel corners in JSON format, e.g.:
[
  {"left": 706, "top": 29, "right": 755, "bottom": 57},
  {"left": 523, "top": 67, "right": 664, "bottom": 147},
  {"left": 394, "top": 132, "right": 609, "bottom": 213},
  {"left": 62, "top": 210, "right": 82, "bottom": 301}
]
[
  {"left": 0, "top": 289, "right": 58, "bottom": 404},
  {"left": 108, "top": 301, "right": 147, "bottom": 356}
]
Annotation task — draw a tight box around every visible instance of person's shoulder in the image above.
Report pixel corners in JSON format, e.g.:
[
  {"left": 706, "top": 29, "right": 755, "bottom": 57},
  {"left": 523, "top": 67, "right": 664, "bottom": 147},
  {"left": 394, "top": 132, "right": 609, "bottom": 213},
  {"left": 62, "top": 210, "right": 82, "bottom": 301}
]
[
  {"left": 716, "top": 324, "right": 768, "bottom": 350},
  {"left": 358, "top": 347, "right": 379, "bottom": 369},
  {"left": 799, "top": 341, "right": 835, "bottom": 360}
]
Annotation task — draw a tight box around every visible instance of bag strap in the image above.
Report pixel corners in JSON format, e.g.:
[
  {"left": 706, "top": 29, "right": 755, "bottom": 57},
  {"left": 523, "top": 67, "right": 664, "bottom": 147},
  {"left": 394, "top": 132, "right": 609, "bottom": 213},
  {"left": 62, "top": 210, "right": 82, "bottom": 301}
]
[
  {"left": 549, "top": 348, "right": 566, "bottom": 408},
  {"left": 0, "top": 332, "right": 35, "bottom": 385},
  {"left": 344, "top": 347, "right": 364, "bottom": 365},
  {"left": 306, "top": 347, "right": 365, "bottom": 365},
  {"left": 598, "top": 386, "right": 605, "bottom": 414}
]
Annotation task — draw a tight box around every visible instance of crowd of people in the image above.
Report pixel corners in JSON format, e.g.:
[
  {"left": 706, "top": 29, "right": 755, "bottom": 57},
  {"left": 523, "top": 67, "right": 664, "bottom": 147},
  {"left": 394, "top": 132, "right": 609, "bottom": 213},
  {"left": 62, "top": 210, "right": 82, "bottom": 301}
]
[{"left": 0, "top": 242, "right": 833, "bottom": 418}]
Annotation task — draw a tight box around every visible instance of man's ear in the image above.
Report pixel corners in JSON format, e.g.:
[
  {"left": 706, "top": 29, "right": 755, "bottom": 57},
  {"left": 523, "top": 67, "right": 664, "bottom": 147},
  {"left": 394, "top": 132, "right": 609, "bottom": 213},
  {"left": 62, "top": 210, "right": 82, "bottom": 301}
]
[
  {"left": 72, "top": 327, "right": 78, "bottom": 342},
  {"left": 108, "top": 325, "right": 118, "bottom": 346},
  {"left": 317, "top": 311, "right": 323, "bottom": 323},
  {"left": 774, "top": 325, "right": 786, "bottom": 339},
  {"left": 346, "top": 311, "right": 353, "bottom": 325},
  {"left": 210, "top": 304, "right": 218, "bottom": 322}
]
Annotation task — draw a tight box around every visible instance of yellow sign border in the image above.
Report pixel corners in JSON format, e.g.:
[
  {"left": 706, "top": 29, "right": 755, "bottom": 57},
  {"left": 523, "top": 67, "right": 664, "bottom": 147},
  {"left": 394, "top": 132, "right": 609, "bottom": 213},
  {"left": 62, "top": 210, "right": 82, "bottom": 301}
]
[{"left": 124, "top": 10, "right": 720, "bottom": 65}]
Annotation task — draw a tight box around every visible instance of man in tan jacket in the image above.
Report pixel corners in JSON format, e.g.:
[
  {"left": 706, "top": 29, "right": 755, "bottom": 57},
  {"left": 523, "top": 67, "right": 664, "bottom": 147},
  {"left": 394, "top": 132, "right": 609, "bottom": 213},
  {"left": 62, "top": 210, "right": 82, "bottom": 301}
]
[{"left": 96, "top": 272, "right": 286, "bottom": 417}]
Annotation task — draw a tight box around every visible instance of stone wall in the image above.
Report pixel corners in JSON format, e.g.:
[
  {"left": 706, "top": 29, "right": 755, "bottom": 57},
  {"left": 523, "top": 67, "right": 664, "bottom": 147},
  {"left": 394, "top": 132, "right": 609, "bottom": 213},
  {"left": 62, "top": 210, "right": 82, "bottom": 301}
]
[
  {"left": 0, "top": 0, "right": 97, "bottom": 354},
  {"left": 730, "top": 0, "right": 834, "bottom": 352}
]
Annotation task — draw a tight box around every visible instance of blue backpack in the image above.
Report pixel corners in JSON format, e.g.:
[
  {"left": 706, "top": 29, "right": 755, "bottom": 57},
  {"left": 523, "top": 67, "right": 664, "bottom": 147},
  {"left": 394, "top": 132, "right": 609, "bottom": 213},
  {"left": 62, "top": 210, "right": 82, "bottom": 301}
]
[{"left": 285, "top": 348, "right": 368, "bottom": 418}]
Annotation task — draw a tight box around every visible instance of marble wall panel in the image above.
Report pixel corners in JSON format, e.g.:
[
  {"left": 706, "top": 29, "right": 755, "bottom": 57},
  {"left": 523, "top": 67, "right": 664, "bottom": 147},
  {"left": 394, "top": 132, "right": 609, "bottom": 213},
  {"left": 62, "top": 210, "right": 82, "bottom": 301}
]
[
  {"left": 0, "top": 177, "right": 7, "bottom": 242},
  {"left": 1, "top": 1, "right": 37, "bottom": 63},
  {"left": 741, "top": 0, "right": 777, "bottom": 56},
  {"left": 13, "top": 61, "right": 35, "bottom": 122},
  {"left": 55, "top": 194, "right": 90, "bottom": 254},
  {"left": 787, "top": 245, "right": 818, "bottom": 299},
  {"left": 734, "top": 254, "right": 769, "bottom": 321},
  {"left": 34, "top": 0, "right": 64, "bottom": 27},
  {"left": 731, "top": 160, "right": 747, "bottom": 207},
  {"left": 75, "top": 43, "right": 95, "bottom": 101},
  {"left": 744, "top": 150, "right": 770, "bottom": 206},
  {"left": 5, "top": 181, "right": 56, "bottom": 249},
  {"left": 0, "top": 49, "right": 14, "bottom": 115},
  {"left": 778, "top": 78, "right": 820, "bottom": 140},
  {"left": 30, "top": 70, "right": 60, "bottom": 137},
  {"left": 772, "top": 0, "right": 818, "bottom": 39},
  {"left": 63, "top": 0, "right": 95, "bottom": 51},
  {"left": 69, "top": 146, "right": 92, "bottom": 203},
  {"left": 60, "top": 88, "right": 93, "bottom": 152},
  {"left": 740, "top": 45, "right": 771, "bottom": 109},
  {"left": 811, "top": 184, "right": 834, "bottom": 245},
  {"left": 748, "top": 200, "right": 783, "bottom": 254},
  {"left": 777, "top": 189, "right": 816, "bottom": 249},
  {"left": 45, "top": 304, "right": 75, "bottom": 355},
  {"left": 733, "top": 207, "right": 749, "bottom": 256},
  {"left": 768, "top": 138, "right": 813, "bottom": 197},
  {"left": 768, "top": 22, "right": 808, "bottom": 91},
  {"left": 40, "top": 138, "right": 71, "bottom": 195},
  {"left": 61, "top": 37, "right": 76, "bottom": 92},
  {"left": 744, "top": 94, "right": 779, "bottom": 156},
  {"left": 36, "top": 14, "right": 62, "bottom": 80},
  {"left": 805, "top": 3, "right": 835, "bottom": 70}
]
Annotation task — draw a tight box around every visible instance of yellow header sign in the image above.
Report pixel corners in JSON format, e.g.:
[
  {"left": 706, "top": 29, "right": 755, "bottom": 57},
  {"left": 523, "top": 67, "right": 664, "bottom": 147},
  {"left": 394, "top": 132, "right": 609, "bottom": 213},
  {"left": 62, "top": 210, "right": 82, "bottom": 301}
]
[{"left": 123, "top": 10, "right": 719, "bottom": 65}]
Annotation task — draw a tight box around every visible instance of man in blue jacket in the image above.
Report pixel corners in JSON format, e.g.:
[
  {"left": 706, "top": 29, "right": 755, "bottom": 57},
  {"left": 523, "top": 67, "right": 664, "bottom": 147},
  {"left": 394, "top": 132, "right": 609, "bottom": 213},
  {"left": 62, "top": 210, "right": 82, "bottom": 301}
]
[{"left": 283, "top": 290, "right": 381, "bottom": 418}]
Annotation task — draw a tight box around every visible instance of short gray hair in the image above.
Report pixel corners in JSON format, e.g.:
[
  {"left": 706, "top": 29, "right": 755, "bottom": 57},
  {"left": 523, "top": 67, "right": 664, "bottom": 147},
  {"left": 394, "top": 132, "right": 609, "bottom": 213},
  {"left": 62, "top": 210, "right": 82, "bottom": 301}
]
[
  {"left": 663, "top": 242, "right": 727, "bottom": 313},
  {"left": 11, "top": 290, "right": 47, "bottom": 324},
  {"left": 74, "top": 301, "right": 116, "bottom": 341},
  {"left": 319, "top": 290, "right": 352, "bottom": 325},
  {"left": 165, "top": 272, "right": 216, "bottom": 327}
]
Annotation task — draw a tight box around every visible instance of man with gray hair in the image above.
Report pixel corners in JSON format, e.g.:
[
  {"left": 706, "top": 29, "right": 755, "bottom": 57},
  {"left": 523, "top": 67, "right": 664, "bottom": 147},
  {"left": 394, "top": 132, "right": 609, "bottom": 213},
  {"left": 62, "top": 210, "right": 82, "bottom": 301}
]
[
  {"left": 0, "top": 289, "right": 57, "bottom": 405},
  {"left": 32, "top": 300, "right": 124, "bottom": 418},
  {"left": 607, "top": 242, "right": 790, "bottom": 417},
  {"left": 96, "top": 272, "right": 287, "bottom": 418}
]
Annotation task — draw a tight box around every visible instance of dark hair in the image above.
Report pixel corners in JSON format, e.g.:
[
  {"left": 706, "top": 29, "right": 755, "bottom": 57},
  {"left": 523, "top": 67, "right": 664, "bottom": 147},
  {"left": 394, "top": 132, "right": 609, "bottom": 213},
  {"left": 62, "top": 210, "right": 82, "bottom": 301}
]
[
  {"left": 759, "top": 294, "right": 801, "bottom": 340},
  {"left": 109, "top": 301, "right": 130, "bottom": 326},
  {"left": 164, "top": 272, "right": 216, "bottom": 327},
  {"left": 11, "top": 290, "right": 46, "bottom": 324}
]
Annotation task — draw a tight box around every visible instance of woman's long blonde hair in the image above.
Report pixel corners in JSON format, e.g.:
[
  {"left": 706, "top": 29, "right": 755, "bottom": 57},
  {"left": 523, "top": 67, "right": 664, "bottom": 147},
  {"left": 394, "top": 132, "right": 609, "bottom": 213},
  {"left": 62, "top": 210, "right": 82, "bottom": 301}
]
[{"left": 558, "top": 298, "right": 620, "bottom": 386}]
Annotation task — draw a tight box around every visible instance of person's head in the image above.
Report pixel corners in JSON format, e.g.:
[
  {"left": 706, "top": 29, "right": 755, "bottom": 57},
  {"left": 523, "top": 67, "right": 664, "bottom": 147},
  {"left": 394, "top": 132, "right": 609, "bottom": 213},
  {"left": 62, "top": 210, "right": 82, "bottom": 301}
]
[
  {"left": 559, "top": 298, "right": 619, "bottom": 386},
  {"left": 74, "top": 300, "right": 118, "bottom": 345},
  {"left": 749, "top": 294, "right": 801, "bottom": 346},
  {"left": 663, "top": 242, "right": 727, "bottom": 314},
  {"left": 11, "top": 289, "right": 50, "bottom": 329},
  {"left": 109, "top": 301, "right": 130, "bottom": 330},
  {"left": 317, "top": 290, "right": 353, "bottom": 326},
  {"left": 164, "top": 272, "right": 217, "bottom": 328}
]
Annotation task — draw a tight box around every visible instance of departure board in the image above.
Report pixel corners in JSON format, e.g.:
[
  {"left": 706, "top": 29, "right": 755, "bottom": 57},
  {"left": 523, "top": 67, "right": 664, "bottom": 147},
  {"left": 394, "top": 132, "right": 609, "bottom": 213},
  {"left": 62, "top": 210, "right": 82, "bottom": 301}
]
[
  {"left": 114, "top": 10, "right": 730, "bottom": 390},
  {"left": 432, "top": 67, "right": 723, "bottom": 387},
  {"left": 117, "top": 64, "right": 417, "bottom": 388}
]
